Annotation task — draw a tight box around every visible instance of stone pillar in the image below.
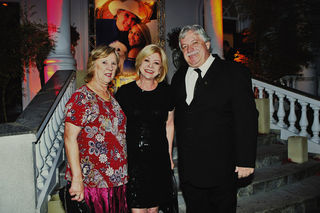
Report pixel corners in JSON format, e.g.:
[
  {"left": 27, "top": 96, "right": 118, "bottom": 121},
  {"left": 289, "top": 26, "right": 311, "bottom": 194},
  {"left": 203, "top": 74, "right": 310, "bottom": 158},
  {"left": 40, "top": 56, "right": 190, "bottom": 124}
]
[
  {"left": 204, "top": 0, "right": 223, "bottom": 57},
  {"left": 288, "top": 136, "right": 308, "bottom": 164},
  {"left": 45, "top": 0, "right": 75, "bottom": 82},
  {"left": 255, "top": 98, "right": 270, "bottom": 134}
]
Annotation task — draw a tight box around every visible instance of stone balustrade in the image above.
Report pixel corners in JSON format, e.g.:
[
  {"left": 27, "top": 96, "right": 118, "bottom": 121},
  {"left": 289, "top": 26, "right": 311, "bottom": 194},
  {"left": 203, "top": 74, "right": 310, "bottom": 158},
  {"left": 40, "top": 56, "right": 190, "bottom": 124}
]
[
  {"left": 1, "top": 72, "right": 320, "bottom": 212},
  {"left": 0, "top": 70, "right": 76, "bottom": 213},
  {"left": 252, "top": 78, "right": 320, "bottom": 154}
]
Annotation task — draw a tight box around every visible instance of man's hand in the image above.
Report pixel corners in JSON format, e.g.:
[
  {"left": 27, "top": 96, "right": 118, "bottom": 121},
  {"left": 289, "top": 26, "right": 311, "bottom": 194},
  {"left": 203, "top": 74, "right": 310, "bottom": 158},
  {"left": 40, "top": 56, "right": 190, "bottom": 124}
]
[{"left": 235, "top": 166, "right": 254, "bottom": 178}]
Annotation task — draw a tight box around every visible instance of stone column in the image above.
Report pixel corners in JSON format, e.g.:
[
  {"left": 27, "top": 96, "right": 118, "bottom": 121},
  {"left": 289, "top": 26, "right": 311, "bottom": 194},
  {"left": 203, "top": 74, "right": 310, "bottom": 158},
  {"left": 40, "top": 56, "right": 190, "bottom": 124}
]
[
  {"left": 45, "top": 0, "right": 75, "bottom": 82},
  {"left": 204, "top": 0, "right": 223, "bottom": 57}
]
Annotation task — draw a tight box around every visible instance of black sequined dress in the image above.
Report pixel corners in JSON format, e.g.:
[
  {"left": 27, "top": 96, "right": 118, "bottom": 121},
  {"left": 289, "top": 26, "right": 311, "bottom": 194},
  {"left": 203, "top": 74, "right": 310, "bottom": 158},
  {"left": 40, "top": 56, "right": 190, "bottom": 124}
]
[{"left": 115, "top": 81, "right": 173, "bottom": 208}]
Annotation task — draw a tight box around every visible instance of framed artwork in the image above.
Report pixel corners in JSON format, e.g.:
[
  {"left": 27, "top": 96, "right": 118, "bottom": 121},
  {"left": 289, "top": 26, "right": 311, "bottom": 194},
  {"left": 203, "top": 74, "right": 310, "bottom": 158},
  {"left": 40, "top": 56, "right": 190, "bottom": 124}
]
[{"left": 94, "top": 0, "right": 165, "bottom": 93}]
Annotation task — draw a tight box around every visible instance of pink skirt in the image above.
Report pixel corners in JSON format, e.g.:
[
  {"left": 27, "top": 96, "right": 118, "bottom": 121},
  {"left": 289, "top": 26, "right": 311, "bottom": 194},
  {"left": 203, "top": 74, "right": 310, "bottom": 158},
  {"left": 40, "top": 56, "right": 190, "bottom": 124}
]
[{"left": 84, "top": 184, "right": 128, "bottom": 213}]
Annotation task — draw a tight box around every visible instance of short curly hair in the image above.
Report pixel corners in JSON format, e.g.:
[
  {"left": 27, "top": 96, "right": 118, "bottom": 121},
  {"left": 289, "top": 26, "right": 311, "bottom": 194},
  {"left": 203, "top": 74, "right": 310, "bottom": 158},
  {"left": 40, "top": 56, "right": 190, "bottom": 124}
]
[
  {"left": 85, "top": 45, "right": 120, "bottom": 83},
  {"left": 135, "top": 44, "right": 168, "bottom": 83}
]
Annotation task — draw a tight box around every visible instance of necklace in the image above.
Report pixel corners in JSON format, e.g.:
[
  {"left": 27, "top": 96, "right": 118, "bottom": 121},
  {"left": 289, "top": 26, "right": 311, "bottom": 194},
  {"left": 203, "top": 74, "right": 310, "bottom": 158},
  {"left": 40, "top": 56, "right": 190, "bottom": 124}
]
[{"left": 87, "top": 84, "right": 111, "bottom": 102}]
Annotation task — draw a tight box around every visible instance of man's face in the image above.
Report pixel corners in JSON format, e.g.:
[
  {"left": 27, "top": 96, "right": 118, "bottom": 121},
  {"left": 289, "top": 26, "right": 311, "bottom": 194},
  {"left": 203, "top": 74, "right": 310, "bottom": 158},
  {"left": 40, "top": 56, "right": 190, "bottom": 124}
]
[
  {"left": 180, "top": 31, "right": 211, "bottom": 68},
  {"left": 116, "top": 10, "right": 138, "bottom": 31}
]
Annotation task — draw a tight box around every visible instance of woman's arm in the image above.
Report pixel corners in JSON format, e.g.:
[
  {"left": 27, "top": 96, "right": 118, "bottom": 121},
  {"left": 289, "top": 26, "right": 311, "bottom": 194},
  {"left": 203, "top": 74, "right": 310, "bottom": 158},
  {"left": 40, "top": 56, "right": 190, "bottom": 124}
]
[
  {"left": 166, "top": 110, "right": 175, "bottom": 169},
  {"left": 64, "top": 122, "right": 84, "bottom": 201}
]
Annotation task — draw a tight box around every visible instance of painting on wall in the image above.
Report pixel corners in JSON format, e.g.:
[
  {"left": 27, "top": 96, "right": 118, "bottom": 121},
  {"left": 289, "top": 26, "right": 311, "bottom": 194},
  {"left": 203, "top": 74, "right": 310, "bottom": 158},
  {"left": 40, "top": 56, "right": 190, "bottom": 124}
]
[{"left": 94, "top": 0, "right": 165, "bottom": 93}]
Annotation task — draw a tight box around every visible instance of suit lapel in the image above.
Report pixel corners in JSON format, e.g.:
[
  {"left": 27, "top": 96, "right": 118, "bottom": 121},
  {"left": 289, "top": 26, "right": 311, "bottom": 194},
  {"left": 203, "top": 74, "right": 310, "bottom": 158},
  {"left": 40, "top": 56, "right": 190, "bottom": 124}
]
[{"left": 202, "top": 54, "right": 221, "bottom": 82}]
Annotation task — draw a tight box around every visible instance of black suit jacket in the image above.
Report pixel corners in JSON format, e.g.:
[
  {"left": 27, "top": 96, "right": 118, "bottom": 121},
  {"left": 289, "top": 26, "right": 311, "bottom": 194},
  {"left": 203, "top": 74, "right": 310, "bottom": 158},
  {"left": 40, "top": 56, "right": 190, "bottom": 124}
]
[{"left": 171, "top": 55, "right": 258, "bottom": 188}]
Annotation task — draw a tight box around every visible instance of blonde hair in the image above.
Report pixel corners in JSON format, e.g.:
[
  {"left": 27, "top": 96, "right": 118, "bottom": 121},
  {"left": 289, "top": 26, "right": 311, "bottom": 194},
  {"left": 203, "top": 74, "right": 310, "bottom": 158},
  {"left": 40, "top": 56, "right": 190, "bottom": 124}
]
[
  {"left": 135, "top": 44, "right": 168, "bottom": 83},
  {"left": 134, "top": 23, "right": 151, "bottom": 46},
  {"left": 85, "top": 45, "right": 120, "bottom": 83}
]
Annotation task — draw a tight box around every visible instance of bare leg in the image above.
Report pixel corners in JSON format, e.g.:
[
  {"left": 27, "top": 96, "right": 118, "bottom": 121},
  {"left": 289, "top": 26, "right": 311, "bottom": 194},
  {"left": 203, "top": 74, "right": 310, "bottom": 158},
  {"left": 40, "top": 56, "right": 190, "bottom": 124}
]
[{"left": 132, "top": 208, "right": 148, "bottom": 213}]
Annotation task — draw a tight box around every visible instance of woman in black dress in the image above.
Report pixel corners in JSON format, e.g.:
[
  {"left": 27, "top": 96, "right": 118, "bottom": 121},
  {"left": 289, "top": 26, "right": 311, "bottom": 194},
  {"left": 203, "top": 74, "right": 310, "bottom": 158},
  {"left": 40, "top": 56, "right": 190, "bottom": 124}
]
[{"left": 115, "top": 44, "right": 174, "bottom": 213}]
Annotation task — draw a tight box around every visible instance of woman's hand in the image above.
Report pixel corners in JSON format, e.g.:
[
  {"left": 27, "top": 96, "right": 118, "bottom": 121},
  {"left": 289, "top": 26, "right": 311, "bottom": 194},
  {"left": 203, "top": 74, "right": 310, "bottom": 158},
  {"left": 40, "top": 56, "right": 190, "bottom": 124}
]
[{"left": 69, "top": 180, "right": 85, "bottom": 202}]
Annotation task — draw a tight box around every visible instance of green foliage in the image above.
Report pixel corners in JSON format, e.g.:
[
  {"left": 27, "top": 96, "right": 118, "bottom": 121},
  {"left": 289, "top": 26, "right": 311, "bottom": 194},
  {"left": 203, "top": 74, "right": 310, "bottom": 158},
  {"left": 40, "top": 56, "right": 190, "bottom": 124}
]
[
  {"left": 71, "top": 24, "right": 80, "bottom": 48},
  {"left": 166, "top": 27, "right": 187, "bottom": 69},
  {"left": 233, "top": 0, "right": 315, "bottom": 80},
  {"left": 20, "top": 4, "right": 55, "bottom": 87},
  {"left": 167, "top": 27, "right": 181, "bottom": 51},
  {"left": 0, "top": 3, "right": 55, "bottom": 123},
  {"left": 70, "top": 24, "right": 80, "bottom": 57}
]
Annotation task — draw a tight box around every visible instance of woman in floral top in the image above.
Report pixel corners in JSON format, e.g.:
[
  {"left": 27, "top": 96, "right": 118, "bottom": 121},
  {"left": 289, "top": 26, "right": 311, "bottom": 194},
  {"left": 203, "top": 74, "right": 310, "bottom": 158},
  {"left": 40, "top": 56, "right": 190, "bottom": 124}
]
[{"left": 64, "top": 46, "right": 128, "bottom": 213}]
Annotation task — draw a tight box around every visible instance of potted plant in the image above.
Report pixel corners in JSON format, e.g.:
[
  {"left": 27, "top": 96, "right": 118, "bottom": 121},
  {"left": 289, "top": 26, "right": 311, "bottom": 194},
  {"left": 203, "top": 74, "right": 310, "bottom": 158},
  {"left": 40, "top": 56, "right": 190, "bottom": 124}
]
[
  {"left": 0, "top": 4, "right": 55, "bottom": 123},
  {"left": 20, "top": 4, "right": 55, "bottom": 88}
]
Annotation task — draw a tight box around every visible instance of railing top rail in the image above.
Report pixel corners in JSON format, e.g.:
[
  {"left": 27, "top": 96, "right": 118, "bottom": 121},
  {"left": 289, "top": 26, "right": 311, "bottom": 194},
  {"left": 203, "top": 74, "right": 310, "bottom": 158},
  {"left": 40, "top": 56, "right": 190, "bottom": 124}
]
[
  {"left": 0, "top": 70, "right": 75, "bottom": 138},
  {"left": 252, "top": 77, "right": 320, "bottom": 105}
]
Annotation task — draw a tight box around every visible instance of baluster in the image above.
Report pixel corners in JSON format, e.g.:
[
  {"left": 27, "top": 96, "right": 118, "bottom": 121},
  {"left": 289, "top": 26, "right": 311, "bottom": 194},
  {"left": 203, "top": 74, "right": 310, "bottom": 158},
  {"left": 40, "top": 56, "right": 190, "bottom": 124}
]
[
  {"left": 53, "top": 110, "right": 62, "bottom": 149},
  {"left": 275, "top": 92, "right": 287, "bottom": 128},
  {"left": 39, "top": 132, "right": 50, "bottom": 179},
  {"left": 51, "top": 110, "right": 59, "bottom": 135},
  {"left": 288, "top": 97, "right": 298, "bottom": 133},
  {"left": 266, "top": 89, "right": 276, "bottom": 124},
  {"left": 44, "top": 126, "right": 54, "bottom": 167},
  {"left": 311, "top": 104, "right": 320, "bottom": 143},
  {"left": 35, "top": 140, "right": 45, "bottom": 191},
  {"left": 292, "top": 77, "right": 297, "bottom": 89},
  {"left": 298, "top": 101, "right": 309, "bottom": 137},
  {"left": 257, "top": 86, "right": 264, "bottom": 98},
  {"left": 57, "top": 99, "right": 65, "bottom": 124},
  {"left": 72, "top": 78, "right": 76, "bottom": 91},
  {"left": 40, "top": 133, "right": 50, "bottom": 181},
  {"left": 286, "top": 78, "right": 290, "bottom": 87},
  {"left": 49, "top": 116, "right": 58, "bottom": 157}
]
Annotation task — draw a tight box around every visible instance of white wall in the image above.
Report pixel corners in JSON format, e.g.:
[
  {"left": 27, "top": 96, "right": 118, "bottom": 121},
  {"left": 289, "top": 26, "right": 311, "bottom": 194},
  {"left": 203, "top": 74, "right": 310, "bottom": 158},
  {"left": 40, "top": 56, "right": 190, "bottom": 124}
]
[
  {"left": 0, "top": 134, "right": 37, "bottom": 212},
  {"left": 70, "top": 0, "right": 89, "bottom": 71},
  {"left": 165, "top": 0, "right": 203, "bottom": 82}
]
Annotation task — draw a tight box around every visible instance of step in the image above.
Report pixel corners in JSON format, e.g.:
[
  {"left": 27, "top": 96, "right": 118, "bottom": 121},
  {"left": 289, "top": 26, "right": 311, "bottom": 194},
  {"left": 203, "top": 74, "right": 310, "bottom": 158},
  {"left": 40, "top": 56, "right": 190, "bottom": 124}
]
[
  {"left": 237, "top": 175, "right": 320, "bottom": 213},
  {"left": 257, "top": 132, "right": 280, "bottom": 146},
  {"left": 175, "top": 176, "right": 320, "bottom": 213},
  {"left": 238, "top": 159, "right": 320, "bottom": 197},
  {"left": 172, "top": 140, "right": 288, "bottom": 192},
  {"left": 172, "top": 132, "right": 280, "bottom": 156},
  {"left": 48, "top": 194, "right": 65, "bottom": 213},
  {"left": 256, "top": 143, "right": 288, "bottom": 168},
  {"left": 172, "top": 135, "right": 285, "bottom": 171}
]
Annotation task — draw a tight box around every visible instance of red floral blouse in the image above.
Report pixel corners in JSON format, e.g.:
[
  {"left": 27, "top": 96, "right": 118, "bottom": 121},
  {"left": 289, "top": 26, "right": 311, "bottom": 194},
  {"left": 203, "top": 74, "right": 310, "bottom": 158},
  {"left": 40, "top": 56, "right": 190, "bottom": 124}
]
[{"left": 64, "top": 85, "right": 128, "bottom": 188}]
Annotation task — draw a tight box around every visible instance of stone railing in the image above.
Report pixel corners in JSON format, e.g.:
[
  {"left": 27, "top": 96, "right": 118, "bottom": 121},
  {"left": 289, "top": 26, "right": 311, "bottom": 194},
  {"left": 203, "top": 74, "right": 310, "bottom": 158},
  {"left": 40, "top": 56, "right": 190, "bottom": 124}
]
[
  {"left": 0, "top": 70, "right": 76, "bottom": 213},
  {"left": 278, "top": 74, "right": 301, "bottom": 89},
  {"left": 252, "top": 77, "right": 320, "bottom": 154}
]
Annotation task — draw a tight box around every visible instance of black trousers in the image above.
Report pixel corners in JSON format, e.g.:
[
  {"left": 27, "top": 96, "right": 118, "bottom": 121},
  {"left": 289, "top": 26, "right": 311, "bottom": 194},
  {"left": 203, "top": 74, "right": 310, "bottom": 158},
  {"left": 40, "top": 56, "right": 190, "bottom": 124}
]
[{"left": 181, "top": 181, "right": 237, "bottom": 213}]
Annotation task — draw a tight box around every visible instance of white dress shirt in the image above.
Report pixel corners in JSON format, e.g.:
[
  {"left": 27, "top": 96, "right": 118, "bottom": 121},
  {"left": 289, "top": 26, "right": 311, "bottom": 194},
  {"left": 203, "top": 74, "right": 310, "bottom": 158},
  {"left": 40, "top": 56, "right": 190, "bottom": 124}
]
[{"left": 185, "top": 55, "right": 215, "bottom": 105}]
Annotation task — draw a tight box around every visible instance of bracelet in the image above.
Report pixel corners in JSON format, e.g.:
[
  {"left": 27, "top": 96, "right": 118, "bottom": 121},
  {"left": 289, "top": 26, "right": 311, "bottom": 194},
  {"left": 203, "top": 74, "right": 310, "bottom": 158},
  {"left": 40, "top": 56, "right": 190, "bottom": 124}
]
[{"left": 72, "top": 179, "right": 83, "bottom": 183}]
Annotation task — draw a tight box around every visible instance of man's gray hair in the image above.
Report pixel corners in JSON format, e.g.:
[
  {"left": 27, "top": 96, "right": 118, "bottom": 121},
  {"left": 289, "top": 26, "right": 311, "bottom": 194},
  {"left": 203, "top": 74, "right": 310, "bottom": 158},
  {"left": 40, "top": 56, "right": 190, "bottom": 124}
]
[{"left": 178, "top": 25, "right": 211, "bottom": 51}]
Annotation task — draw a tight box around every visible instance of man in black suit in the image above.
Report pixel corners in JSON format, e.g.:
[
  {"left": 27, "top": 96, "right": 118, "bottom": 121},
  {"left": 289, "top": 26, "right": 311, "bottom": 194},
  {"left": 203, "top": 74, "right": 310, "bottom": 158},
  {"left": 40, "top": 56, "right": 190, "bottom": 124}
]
[{"left": 171, "top": 25, "right": 258, "bottom": 213}]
